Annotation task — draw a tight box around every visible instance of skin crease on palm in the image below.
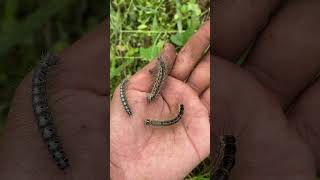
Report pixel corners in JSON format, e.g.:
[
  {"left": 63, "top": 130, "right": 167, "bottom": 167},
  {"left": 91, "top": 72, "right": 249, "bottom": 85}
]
[
  {"left": 214, "top": 0, "right": 320, "bottom": 179},
  {"left": 110, "top": 22, "right": 210, "bottom": 179},
  {"left": 0, "top": 22, "right": 108, "bottom": 179}
]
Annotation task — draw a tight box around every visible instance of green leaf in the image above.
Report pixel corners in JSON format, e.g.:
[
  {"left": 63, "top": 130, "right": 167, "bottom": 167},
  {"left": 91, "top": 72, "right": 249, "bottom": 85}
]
[
  {"left": 110, "top": 58, "right": 134, "bottom": 79},
  {"left": 170, "top": 27, "right": 196, "bottom": 47},
  {"left": 139, "top": 41, "right": 164, "bottom": 61},
  {"left": 187, "top": 2, "right": 201, "bottom": 16},
  {"left": 191, "top": 177, "right": 209, "bottom": 180},
  {"left": 151, "top": 15, "right": 158, "bottom": 42},
  {"left": 140, "top": 46, "right": 160, "bottom": 61},
  {"left": 51, "top": 41, "right": 69, "bottom": 53},
  {"left": 138, "top": 24, "right": 147, "bottom": 30},
  {"left": 180, "top": 4, "right": 188, "bottom": 14}
]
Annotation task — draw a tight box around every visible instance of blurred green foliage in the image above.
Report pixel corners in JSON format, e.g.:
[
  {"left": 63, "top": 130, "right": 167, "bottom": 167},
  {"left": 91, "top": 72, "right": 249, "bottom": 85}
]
[
  {"left": 110, "top": 0, "right": 210, "bottom": 96},
  {"left": 0, "top": 0, "right": 106, "bottom": 132},
  {"left": 110, "top": 0, "right": 210, "bottom": 179}
]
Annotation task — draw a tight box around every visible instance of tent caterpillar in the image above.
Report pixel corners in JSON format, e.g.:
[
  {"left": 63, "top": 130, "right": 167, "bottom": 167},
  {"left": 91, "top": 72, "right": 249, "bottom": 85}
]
[
  {"left": 147, "top": 55, "right": 167, "bottom": 102},
  {"left": 212, "top": 135, "right": 237, "bottom": 180},
  {"left": 31, "top": 53, "right": 69, "bottom": 170},
  {"left": 144, "top": 104, "right": 184, "bottom": 127},
  {"left": 119, "top": 79, "right": 132, "bottom": 116}
]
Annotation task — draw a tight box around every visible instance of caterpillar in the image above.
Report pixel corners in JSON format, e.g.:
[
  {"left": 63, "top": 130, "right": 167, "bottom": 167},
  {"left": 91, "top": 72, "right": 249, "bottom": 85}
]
[
  {"left": 119, "top": 79, "right": 132, "bottom": 116},
  {"left": 212, "top": 135, "right": 237, "bottom": 180},
  {"left": 147, "top": 55, "right": 167, "bottom": 102},
  {"left": 144, "top": 104, "right": 184, "bottom": 127},
  {"left": 31, "top": 53, "right": 69, "bottom": 170}
]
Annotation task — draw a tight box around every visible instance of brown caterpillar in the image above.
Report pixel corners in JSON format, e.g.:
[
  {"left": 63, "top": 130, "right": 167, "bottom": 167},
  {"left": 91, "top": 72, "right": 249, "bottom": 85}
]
[
  {"left": 144, "top": 104, "right": 184, "bottom": 127},
  {"left": 119, "top": 79, "right": 132, "bottom": 116},
  {"left": 31, "top": 53, "right": 69, "bottom": 170},
  {"left": 147, "top": 55, "right": 167, "bottom": 102}
]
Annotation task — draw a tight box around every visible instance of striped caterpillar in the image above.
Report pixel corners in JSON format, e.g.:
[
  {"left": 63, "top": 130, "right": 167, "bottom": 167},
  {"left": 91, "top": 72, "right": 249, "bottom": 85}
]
[
  {"left": 119, "top": 79, "right": 132, "bottom": 116},
  {"left": 144, "top": 104, "right": 184, "bottom": 127},
  {"left": 31, "top": 53, "right": 69, "bottom": 170},
  {"left": 147, "top": 55, "right": 167, "bottom": 102},
  {"left": 212, "top": 135, "right": 237, "bottom": 180}
]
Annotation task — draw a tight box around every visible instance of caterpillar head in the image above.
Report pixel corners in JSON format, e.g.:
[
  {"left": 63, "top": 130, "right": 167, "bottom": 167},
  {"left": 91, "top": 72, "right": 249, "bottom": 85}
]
[{"left": 144, "top": 119, "right": 151, "bottom": 126}]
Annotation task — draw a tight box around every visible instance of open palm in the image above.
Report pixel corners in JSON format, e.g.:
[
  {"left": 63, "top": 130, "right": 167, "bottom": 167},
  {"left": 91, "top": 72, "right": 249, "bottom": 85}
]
[{"left": 110, "top": 22, "right": 210, "bottom": 179}]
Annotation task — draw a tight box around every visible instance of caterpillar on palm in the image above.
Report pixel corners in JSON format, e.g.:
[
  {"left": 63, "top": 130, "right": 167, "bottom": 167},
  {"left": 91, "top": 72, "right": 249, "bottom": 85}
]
[
  {"left": 147, "top": 55, "right": 168, "bottom": 102},
  {"left": 31, "top": 53, "right": 69, "bottom": 170},
  {"left": 144, "top": 104, "right": 184, "bottom": 127},
  {"left": 119, "top": 79, "right": 132, "bottom": 116}
]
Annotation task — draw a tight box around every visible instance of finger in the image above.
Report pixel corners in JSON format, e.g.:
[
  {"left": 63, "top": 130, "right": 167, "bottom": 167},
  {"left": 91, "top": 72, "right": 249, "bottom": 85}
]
[
  {"left": 187, "top": 53, "right": 210, "bottom": 95},
  {"left": 215, "top": 0, "right": 282, "bottom": 61},
  {"left": 52, "top": 21, "right": 107, "bottom": 96},
  {"left": 244, "top": 0, "right": 320, "bottom": 109},
  {"left": 200, "top": 87, "right": 210, "bottom": 112},
  {"left": 170, "top": 21, "right": 210, "bottom": 81},
  {"left": 129, "top": 43, "right": 177, "bottom": 92},
  {"left": 288, "top": 79, "right": 320, "bottom": 169}
]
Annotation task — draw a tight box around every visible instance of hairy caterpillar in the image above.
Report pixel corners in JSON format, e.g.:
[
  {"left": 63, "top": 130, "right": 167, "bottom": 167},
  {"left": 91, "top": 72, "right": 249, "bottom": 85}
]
[
  {"left": 211, "top": 100, "right": 248, "bottom": 180},
  {"left": 31, "top": 53, "right": 69, "bottom": 170},
  {"left": 147, "top": 55, "right": 167, "bottom": 102},
  {"left": 212, "top": 135, "right": 237, "bottom": 180},
  {"left": 144, "top": 104, "right": 184, "bottom": 127},
  {"left": 119, "top": 79, "right": 132, "bottom": 116}
]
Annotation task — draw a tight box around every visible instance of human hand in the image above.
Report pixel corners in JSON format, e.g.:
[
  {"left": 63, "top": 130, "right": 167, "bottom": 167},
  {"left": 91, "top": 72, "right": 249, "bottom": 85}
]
[
  {"left": 0, "top": 23, "right": 107, "bottom": 180},
  {"left": 214, "top": 0, "right": 320, "bottom": 179},
  {"left": 110, "top": 22, "right": 210, "bottom": 179}
]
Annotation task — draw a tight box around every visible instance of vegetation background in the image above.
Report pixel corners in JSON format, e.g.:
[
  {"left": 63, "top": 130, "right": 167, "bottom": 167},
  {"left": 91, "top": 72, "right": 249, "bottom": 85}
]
[
  {"left": 110, "top": 0, "right": 210, "bottom": 179},
  {"left": 0, "top": 0, "right": 106, "bottom": 132}
]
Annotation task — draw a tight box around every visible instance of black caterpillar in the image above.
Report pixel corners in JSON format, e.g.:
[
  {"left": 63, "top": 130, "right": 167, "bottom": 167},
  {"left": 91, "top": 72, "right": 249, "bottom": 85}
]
[
  {"left": 31, "top": 54, "right": 69, "bottom": 170},
  {"left": 212, "top": 135, "right": 237, "bottom": 180},
  {"left": 119, "top": 79, "right": 132, "bottom": 116},
  {"left": 144, "top": 104, "right": 184, "bottom": 127}
]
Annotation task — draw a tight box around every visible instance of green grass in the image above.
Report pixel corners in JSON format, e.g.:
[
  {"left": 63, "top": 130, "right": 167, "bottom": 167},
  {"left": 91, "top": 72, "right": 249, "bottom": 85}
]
[
  {"left": 110, "top": 0, "right": 210, "bottom": 178},
  {"left": 0, "top": 0, "right": 106, "bottom": 132}
]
